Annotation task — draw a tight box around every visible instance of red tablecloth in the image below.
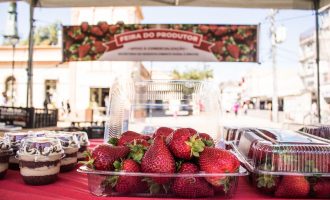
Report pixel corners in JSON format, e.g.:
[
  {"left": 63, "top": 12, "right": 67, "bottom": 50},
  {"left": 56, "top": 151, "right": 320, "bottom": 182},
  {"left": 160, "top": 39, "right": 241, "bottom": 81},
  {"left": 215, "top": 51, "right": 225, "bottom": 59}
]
[{"left": 0, "top": 139, "right": 305, "bottom": 200}]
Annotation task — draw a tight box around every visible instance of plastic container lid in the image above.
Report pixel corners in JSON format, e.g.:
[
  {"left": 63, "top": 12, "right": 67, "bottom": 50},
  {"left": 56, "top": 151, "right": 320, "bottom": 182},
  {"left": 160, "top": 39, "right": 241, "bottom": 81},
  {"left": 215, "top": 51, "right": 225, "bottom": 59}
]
[
  {"left": 17, "top": 137, "right": 64, "bottom": 160},
  {"left": 46, "top": 133, "right": 80, "bottom": 149},
  {"left": 0, "top": 136, "right": 11, "bottom": 153},
  {"left": 300, "top": 125, "right": 330, "bottom": 140},
  {"left": 105, "top": 79, "right": 221, "bottom": 141},
  {"left": 4, "top": 132, "right": 29, "bottom": 150},
  {"left": 60, "top": 131, "right": 90, "bottom": 146},
  {"left": 233, "top": 128, "right": 330, "bottom": 176}
]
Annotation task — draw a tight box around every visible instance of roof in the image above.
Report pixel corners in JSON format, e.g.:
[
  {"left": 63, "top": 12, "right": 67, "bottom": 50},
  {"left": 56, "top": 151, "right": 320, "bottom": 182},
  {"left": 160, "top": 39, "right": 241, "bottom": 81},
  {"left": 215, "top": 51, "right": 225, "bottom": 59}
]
[{"left": 1, "top": 0, "right": 329, "bottom": 10}]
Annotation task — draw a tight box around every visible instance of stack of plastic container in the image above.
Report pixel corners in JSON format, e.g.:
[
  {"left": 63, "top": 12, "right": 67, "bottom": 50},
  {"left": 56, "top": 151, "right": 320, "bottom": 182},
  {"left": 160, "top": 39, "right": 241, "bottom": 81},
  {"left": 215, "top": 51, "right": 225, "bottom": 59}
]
[{"left": 231, "top": 128, "right": 330, "bottom": 198}]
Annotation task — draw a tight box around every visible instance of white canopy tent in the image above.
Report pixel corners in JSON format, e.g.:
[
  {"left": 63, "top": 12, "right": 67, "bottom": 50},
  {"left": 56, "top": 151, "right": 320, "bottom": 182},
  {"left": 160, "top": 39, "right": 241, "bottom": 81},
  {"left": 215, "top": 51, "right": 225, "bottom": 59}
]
[
  {"left": 0, "top": 0, "right": 326, "bottom": 10},
  {"left": 0, "top": 0, "right": 328, "bottom": 122}
]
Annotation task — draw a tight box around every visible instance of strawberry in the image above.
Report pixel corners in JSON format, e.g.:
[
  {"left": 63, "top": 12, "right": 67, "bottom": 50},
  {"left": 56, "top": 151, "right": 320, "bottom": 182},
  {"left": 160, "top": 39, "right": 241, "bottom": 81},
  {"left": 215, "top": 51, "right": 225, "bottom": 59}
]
[
  {"left": 214, "top": 27, "right": 228, "bottom": 36},
  {"left": 141, "top": 136, "right": 175, "bottom": 184},
  {"left": 198, "top": 133, "right": 214, "bottom": 147},
  {"left": 187, "top": 128, "right": 197, "bottom": 134},
  {"left": 93, "top": 41, "right": 106, "bottom": 54},
  {"left": 167, "top": 128, "right": 205, "bottom": 160},
  {"left": 199, "top": 25, "right": 209, "bottom": 34},
  {"left": 153, "top": 127, "right": 173, "bottom": 139},
  {"left": 313, "top": 178, "right": 330, "bottom": 198},
  {"left": 199, "top": 147, "right": 240, "bottom": 189},
  {"left": 67, "top": 27, "right": 85, "bottom": 41},
  {"left": 115, "top": 131, "right": 150, "bottom": 146},
  {"left": 209, "top": 25, "right": 218, "bottom": 33},
  {"left": 255, "top": 165, "right": 280, "bottom": 194},
  {"left": 172, "top": 162, "right": 214, "bottom": 198},
  {"left": 211, "top": 41, "right": 224, "bottom": 54},
  {"left": 98, "top": 21, "right": 109, "bottom": 33},
  {"left": 81, "top": 22, "right": 89, "bottom": 33},
  {"left": 114, "top": 159, "right": 145, "bottom": 193},
  {"left": 91, "top": 26, "right": 104, "bottom": 37},
  {"left": 78, "top": 44, "right": 91, "bottom": 58},
  {"left": 227, "top": 44, "right": 240, "bottom": 59},
  {"left": 68, "top": 44, "right": 79, "bottom": 54},
  {"left": 85, "top": 144, "right": 129, "bottom": 171},
  {"left": 275, "top": 176, "right": 310, "bottom": 198},
  {"left": 109, "top": 25, "right": 119, "bottom": 34},
  {"left": 127, "top": 139, "right": 149, "bottom": 163}
]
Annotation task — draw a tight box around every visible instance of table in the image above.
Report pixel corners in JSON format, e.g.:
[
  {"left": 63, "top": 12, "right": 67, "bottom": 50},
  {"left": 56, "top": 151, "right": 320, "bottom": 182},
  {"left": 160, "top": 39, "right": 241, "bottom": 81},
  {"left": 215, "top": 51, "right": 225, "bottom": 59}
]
[{"left": 0, "top": 139, "right": 306, "bottom": 200}]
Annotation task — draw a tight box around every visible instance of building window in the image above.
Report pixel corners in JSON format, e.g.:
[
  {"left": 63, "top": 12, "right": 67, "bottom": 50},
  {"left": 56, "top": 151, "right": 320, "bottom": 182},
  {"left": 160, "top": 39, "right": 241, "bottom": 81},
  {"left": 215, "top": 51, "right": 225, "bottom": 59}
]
[
  {"left": 45, "top": 80, "right": 57, "bottom": 108},
  {"left": 89, "top": 88, "right": 110, "bottom": 108},
  {"left": 4, "top": 76, "right": 16, "bottom": 106}
]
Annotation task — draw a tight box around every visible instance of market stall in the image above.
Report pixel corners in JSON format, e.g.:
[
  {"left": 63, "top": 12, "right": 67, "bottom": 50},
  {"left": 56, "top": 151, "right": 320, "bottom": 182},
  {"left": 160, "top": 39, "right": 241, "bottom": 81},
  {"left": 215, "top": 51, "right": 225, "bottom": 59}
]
[{"left": 0, "top": 0, "right": 330, "bottom": 200}]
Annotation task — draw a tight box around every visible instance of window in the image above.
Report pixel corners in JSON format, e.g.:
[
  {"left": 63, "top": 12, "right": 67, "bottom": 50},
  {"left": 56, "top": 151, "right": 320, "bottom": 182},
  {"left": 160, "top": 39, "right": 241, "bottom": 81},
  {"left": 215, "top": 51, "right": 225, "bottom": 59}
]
[
  {"left": 44, "top": 80, "right": 57, "bottom": 107},
  {"left": 4, "top": 76, "right": 16, "bottom": 106},
  {"left": 89, "top": 88, "right": 110, "bottom": 107}
]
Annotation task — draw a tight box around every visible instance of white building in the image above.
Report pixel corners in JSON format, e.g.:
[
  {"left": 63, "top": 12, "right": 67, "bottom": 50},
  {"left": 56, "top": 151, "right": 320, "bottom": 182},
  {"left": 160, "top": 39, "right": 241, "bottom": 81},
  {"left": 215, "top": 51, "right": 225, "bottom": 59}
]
[
  {"left": 299, "top": 7, "right": 330, "bottom": 123},
  {"left": 0, "top": 7, "right": 148, "bottom": 122}
]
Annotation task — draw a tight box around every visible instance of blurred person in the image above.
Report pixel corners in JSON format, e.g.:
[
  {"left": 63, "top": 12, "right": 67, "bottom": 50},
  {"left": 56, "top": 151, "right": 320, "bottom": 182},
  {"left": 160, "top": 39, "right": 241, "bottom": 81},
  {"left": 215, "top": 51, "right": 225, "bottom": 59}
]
[
  {"left": 243, "top": 102, "right": 248, "bottom": 115},
  {"left": 233, "top": 102, "right": 239, "bottom": 116},
  {"left": 66, "top": 100, "right": 71, "bottom": 115}
]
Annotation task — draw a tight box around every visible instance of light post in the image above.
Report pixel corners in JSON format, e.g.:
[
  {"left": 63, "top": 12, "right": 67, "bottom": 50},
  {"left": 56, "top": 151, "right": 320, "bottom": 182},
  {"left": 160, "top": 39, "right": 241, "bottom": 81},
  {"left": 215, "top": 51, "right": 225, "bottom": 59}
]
[
  {"left": 7, "top": 36, "right": 20, "bottom": 107},
  {"left": 269, "top": 9, "right": 286, "bottom": 122}
]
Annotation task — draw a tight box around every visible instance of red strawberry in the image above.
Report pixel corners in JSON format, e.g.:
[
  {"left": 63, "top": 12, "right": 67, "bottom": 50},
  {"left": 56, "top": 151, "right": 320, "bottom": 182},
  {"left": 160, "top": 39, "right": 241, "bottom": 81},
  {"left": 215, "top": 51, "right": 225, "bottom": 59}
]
[
  {"left": 227, "top": 44, "right": 240, "bottom": 59},
  {"left": 91, "top": 26, "right": 104, "bottom": 37},
  {"left": 153, "top": 127, "right": 174, "bottom": 139},
  {"left": 211, "top": 41, "right": 224, "bottom": 54},
  {"left": 93, "top": 41, "right": 106, "bottom": 54},
  {"left": 214, "top": 27, "right": 228, "bottom": 36},
  {"left": 109, "top": 25, "right": 119, "bottom": 34},
  {"left": 198, "top": 133, "right": 214, "bottom": 147},
  {"left": 88, "top": 144, "right": 129, "bottom": 170},
  {"left": 209, "top": 25, "right": 218, "bottom": 33},
  {"left": 199, "top": 147, "right": 240, "bottom": 189},
  {"left": 167, "top": 128, "right": 205, "bottom": 160},
  {"left": 127, "top": 139, "right": 149, "bottom": 163},
  {"left": 98, "top": 21, "right": 109, "bottom": 33},
  {"left": 114, "top": 159, "right": 146, "bottom": 193},
  {"left": 199, "top": 25, "right": 209, "bottom": 34},
  {"left": 172, "top": 162, "right": 214, "bottom": 198},
  {"left": 81, "top": 22, "right": 89, "bottom": 33},
  {"left": 68, "top": 27, "right": 85, "bottom": 41},
  {"left": 141, "top": 136, "right": 175, "bottom": 184},
  {"left": 313, "top": 178, "right": 330, "bottom": 198},
  {"left": 255, "top": 172, "right": 280, "bottom": 194},
  {"left": 116, "top": 131, "right": 150, "bottom": 146},
  {"left": 275, "top": 176, "right": 310, "bottom": 198},
  {"left": 187, "top": 128, "right": 197, "bottom": 134},
  {"left": 78, "top": 44, "right": 91, "bottom": 58},
  {"left": 233, "top": 33, "right": 244, "bottom": 42}
]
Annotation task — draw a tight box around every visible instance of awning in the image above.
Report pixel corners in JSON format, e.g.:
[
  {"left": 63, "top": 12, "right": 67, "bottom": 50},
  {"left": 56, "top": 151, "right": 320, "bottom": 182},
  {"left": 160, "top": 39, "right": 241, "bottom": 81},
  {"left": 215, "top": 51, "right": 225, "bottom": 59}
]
[{"left": 0, "top": 0, "right": 328, "bottom": 10}]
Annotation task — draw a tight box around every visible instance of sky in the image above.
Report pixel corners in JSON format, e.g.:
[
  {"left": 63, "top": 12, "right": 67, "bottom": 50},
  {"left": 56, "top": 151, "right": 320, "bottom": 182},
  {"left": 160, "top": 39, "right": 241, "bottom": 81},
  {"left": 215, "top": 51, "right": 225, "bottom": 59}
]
[{"left": 0, "top": 2, "right": 316, "bottom": 83}]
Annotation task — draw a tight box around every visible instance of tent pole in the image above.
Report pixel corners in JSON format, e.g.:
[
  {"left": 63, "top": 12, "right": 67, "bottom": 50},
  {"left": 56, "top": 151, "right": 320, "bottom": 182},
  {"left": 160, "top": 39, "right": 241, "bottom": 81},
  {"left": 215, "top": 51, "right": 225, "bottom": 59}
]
[
  {"left": 314, "top": 0, "right": 321, "bottom": 123},
  {"left": 27, "top": 0, "right": 36, "bottom": 108}
]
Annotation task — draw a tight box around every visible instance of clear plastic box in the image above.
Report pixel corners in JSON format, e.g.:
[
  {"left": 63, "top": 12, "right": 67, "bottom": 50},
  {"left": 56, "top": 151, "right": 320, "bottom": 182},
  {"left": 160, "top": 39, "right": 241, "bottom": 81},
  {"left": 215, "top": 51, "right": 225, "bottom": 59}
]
[
  {"left": 104, "top": 79, "right": 222, "bottom": 142},
  {"left": 231, "top": 128, "right": 330, "bottom": 198},
  {"left": 78, "top": 145, "right": 248, "bottom": 198},
  {"left": 78, "top": 79, "right": 250, "bottom": 198},
  {"left": 300, "top": 125, "right": 330, "bottom": 141}
]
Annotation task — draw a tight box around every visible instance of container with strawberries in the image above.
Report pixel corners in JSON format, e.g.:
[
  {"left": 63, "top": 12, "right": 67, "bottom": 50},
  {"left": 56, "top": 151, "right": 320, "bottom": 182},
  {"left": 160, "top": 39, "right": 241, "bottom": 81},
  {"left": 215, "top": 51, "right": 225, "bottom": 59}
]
[
  {"left": 300, "top": 125, "right": 330, "bottom": 141},
  {"left": 78, "top": 79, "right": 249, "bottom": 198},
  {"left": 232, "top": 128, "right": 330, "bottom": 198},
  {"left": 78, "top": 127, "right": 248, "bottom": 198}
]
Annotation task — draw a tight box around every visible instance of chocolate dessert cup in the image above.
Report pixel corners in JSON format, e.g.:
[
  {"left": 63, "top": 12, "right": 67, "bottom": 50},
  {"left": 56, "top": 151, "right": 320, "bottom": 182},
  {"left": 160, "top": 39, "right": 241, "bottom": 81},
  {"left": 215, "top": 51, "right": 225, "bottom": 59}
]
[{"left": 17, "top": 137, "right": 64, "bottom": 185}]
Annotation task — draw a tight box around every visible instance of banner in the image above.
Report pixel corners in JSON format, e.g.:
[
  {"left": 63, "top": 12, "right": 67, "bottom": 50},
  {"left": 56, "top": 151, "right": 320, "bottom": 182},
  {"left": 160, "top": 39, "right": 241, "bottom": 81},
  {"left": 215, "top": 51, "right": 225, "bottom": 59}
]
[{"left": 63, "top": 23, "right": 258, "bottom": 62}]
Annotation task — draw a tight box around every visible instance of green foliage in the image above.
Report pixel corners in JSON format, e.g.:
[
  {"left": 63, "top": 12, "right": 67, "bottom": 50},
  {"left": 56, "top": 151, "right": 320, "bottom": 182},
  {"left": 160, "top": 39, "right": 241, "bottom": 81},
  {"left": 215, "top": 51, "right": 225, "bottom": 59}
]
[
  {"left": 172, "top": 68, "right": 213, "bottom": 80},
  {"left": 33, "top": 22, "right": 61, "bottom": 46}
]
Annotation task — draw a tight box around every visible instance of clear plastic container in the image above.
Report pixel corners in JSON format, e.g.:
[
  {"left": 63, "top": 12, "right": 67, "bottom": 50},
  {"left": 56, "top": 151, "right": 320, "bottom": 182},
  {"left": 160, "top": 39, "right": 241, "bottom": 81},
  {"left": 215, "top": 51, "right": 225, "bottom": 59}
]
[
  {"left": 300, "top": 125, "right": 330, "bottom": 141},
  {"left": 105, "top": 79, "right": 222, "bottom": 142},
  {"left": 78, "top": 144, "right": 248, "bottom": 198},
  {"left": 17, "top": 137, "right": 64, "bottom": 185},
  {"left": 4, "top": 132, "right": 29, "bottom": 170},
  {"left": 0, "top": 136, "right": 12, "bottom": 179},
  {"left": 231, "top": 128, "right": 330, "bottom": 198}
]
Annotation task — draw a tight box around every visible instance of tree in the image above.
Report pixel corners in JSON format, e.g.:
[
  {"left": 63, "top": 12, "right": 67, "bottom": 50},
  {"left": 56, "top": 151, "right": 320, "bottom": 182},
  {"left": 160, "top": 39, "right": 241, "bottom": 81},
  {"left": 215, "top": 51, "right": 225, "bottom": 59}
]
[{"left": 172, "top": 68, "right": 214, "bottom": 80}]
